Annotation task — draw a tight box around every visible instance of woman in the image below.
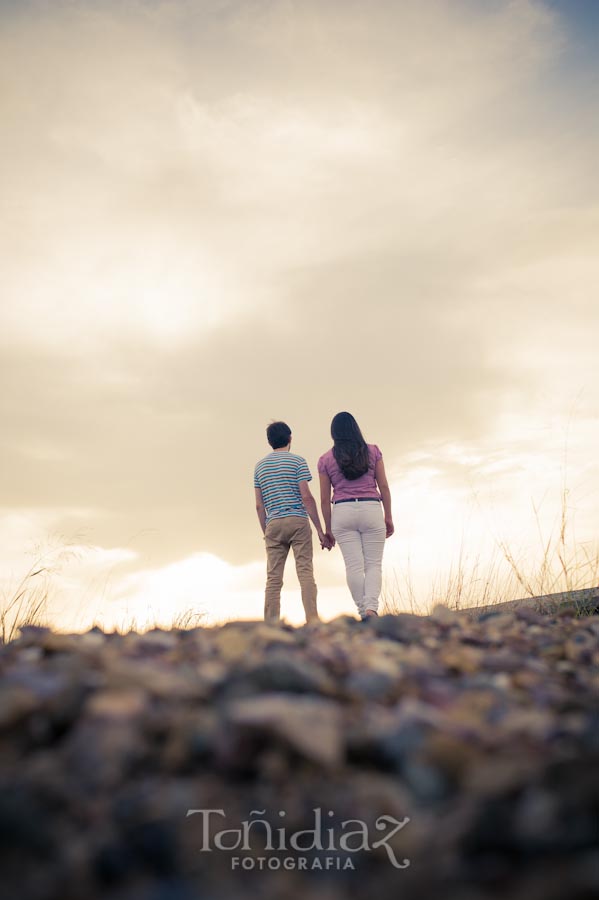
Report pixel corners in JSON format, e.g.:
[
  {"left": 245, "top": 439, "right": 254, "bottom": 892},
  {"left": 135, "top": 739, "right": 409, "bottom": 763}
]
[{"left": 318, "top": 412, "right": 394, "bottom": 619}]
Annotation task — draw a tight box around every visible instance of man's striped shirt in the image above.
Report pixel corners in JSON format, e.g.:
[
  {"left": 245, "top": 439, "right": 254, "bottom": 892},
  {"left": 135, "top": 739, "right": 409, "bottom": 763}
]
[{"left": 254, "top": 451, "right": 312, "bottom": 523}]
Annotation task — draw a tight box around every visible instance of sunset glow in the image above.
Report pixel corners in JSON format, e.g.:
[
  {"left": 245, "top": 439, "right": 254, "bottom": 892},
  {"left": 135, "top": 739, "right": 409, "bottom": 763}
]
[{"left": 1, "top": 0, "right": 597, "bottom": 631}]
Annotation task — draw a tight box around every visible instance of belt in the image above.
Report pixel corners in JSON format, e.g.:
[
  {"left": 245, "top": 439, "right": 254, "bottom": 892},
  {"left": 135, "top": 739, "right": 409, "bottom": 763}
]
[{"left": 333, "top": 497, "right": 381, "bottom": 504}]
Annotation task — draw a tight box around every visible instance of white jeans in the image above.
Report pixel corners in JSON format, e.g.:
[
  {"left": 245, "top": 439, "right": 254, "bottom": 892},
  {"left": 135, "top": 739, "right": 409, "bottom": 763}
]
[{"left": 331, "top": 500, "right": 386, "bottom": 615}]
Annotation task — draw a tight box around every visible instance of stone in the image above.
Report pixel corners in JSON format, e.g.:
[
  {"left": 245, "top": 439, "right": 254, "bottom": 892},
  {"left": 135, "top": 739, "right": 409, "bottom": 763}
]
[
  {"left": 211, "top": 624, "right": 256, "bottom": 663},
  {"left": 0, "top": 607, "right": 597, "bottom": 900},
  {"left": 0, "top": 685, "right": 38, "bottom": 729},
  {"left": 85, "top": 689, "right": 148, "bottom": 719},
  {"left": 430, "top": 604, "right": 460, "bottom": 626},
  {"left": 13, "top": 624, "right": 52, "bottom": 646},
  {"left": 398, "top": 644, "right": 433, "bottom": 669},
  {"left": 132, "top": 629, "right": 179, "bottom": 654},
  {"left": 564, "top": 631, "right": 597, "bottom": 663},
  {"left": 439, "top": 644, "right": 485, "bottom": 674},
  {"left": 370, "top": 613, "right": 426, "bottom": 642},
  {"left": 102, "top": 659, "right": 207, "bottom": 701},
  {"left": 515, "top": 606, "right": 546, "bottom": 624},
  {"left": 344, "top": 669, "right": 397, "bottom": 701},
  {"left": 247, "top": 624, "right": 298, "bottom": 647},
  {"left": 216, "top": 654, "right": 337, "bottom": 700},
  {"left": 221, "top": 693, "right": 343, "bottom": 768}
]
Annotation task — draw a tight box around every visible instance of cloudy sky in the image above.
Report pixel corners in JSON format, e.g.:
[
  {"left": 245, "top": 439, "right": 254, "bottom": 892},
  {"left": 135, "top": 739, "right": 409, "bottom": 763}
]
[{"left": 1, "top": 0, "right": 597, "bottom": 630}]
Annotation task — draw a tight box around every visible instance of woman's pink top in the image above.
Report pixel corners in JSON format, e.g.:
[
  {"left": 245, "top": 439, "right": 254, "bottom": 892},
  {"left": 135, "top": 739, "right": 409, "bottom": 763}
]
[{"left": 317, "top": 444, "right": 383, "bottom": 502}]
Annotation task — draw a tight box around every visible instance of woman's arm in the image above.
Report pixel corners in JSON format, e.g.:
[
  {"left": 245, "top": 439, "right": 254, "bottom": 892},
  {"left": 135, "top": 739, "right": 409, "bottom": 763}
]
[
  {"left": 319, "top": 472, "right": 335, "bottom": 544},
  {"left": 374, "top": 458, "right": 395, "bottom": 538}
]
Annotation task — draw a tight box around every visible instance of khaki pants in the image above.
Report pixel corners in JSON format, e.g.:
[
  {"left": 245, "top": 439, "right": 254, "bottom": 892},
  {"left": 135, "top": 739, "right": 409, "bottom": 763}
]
[{"left": 264, "top": 516, "right": 319, "bottom": 623}]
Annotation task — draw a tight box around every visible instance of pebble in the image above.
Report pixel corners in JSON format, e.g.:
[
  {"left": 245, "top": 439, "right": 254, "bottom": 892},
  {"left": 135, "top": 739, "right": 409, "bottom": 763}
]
[
  {"left": 0, "top": 605, "right": 596, "bottom": 900},
  {"left": 219, "top": 653, "right": 337, "bottom": 700},
  {"left": 221, "top": 693, "right": 343, "bottom": 768}
]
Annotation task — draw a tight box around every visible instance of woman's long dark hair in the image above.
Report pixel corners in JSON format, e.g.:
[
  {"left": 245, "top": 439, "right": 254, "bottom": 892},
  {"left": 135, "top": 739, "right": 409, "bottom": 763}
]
[{"left": 331, "top": 412, "right": 369, "bottom": 480}]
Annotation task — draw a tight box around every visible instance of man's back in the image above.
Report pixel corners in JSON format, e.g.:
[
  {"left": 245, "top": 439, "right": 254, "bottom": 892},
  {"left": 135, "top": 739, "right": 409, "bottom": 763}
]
[{"left": 254, "top": 451, "right": 312, "bottom": 524}]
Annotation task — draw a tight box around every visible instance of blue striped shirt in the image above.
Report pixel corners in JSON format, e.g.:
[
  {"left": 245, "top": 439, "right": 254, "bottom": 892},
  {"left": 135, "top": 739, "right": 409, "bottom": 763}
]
[{"left": 254, "top": 451, "right": 312, "bottom": 523}]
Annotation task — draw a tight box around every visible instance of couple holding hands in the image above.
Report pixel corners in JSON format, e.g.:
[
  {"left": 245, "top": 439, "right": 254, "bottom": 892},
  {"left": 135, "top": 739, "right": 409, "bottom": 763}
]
[{"left": 254, "top": 411, "right": 394, "bottom": 622}]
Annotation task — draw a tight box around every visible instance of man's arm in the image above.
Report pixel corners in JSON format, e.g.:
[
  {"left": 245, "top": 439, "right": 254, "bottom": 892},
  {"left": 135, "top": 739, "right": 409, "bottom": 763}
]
[
  {"left": 299, "top": 480, "right": 328, "bottom": 547},
  {"left": 255, "top": 487, "right": 267, "bottom": 534}
]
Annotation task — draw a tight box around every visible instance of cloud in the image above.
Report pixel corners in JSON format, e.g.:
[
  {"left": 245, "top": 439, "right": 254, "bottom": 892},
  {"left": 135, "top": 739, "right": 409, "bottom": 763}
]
[{"left": 0, "top": 0, "right": 597, "bottom": 622}]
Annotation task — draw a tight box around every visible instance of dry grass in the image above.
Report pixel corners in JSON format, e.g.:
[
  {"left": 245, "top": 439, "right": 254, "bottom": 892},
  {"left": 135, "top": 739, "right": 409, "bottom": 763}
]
[
  {"left": 0, "top": 540, "right": 80, "bottom": 644},
  {"left": 3, "top": 483, "right": 596, "bottom": 640},
  {"left": 112, "top": 607, "right": 207, "bottom": 634},
  {"left": 382, "top": 486, "right": 599, "bottom": 617},
  {"left": 0, "top": 537, "right": 206, "bottom": 642},
  {"left": 497, "top": 486, "right": 599, "bottom": 601},
  {"left": 169, "top": 608, "right": 206, "bottom": 630}
]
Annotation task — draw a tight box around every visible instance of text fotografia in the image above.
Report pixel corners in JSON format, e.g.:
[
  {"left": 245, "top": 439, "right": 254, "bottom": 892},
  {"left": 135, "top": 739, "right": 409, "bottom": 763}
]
[{"left": 186, "top": 807, "right": 411, "bottom": 870}]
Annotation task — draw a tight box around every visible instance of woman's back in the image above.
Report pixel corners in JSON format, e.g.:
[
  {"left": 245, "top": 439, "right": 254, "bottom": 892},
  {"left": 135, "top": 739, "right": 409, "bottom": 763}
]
[{"left": 317, "top": 444, "right": 382, "bottom": 502}]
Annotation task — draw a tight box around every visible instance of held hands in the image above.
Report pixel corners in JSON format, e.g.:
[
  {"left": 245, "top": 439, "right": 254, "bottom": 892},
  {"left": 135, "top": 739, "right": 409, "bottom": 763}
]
[{"left": 319, "top": 531, "right": 336, "bottom": 551}]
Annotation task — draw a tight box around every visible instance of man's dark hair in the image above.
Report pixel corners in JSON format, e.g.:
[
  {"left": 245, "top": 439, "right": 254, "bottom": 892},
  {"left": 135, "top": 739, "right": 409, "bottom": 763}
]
[{"left": 267, "top": 421, "right": 292, "bottom": 449}]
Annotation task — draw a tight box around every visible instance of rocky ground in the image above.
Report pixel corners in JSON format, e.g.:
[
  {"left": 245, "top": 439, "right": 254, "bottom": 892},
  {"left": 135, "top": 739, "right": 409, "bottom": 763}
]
[{"left": 0, "top": 605, "right": 598, "bottom": 900}]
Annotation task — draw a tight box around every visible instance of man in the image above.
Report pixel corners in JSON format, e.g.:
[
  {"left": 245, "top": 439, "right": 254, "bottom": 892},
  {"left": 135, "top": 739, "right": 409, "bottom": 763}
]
[{"left": 254, "top": 421, "right": 330, "bottom": 624}]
